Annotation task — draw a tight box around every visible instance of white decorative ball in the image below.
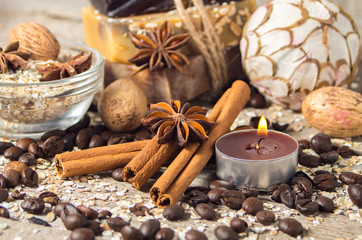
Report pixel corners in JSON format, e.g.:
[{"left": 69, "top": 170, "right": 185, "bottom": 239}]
[{"left": 241, "top": 0, "right": 361, "bottom": 110}]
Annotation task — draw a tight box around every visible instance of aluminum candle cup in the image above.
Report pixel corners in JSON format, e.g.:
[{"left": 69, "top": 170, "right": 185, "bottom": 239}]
[{"left": 215, "top": 130, "right": 298, "bottom": 190}]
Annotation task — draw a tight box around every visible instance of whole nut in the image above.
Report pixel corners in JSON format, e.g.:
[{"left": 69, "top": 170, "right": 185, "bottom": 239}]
[{"left": 9, "top": 22, "right": 60, "bottom": 60}]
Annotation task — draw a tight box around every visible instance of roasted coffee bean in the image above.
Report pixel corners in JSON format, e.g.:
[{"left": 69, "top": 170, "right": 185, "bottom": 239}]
[
  {"left": 337, "top": 146, "right": 351, "bottom": 158},
  {"left": 0, "top": 141, "right": 14, "bottom": 154},
  {"left": 76, "top": 129, "right": 90, "bottom": 150},
  {"left": 339, "top": 171, "right": 362, "bottom": 185},
  {"left": 4, "top": 146, "right": 25, "bottom": 161},
  {"left": 121, "top": 226, "right": 144, "bottom": 240},
  {"left": 21, "top": 198, "right": 45, "bottom": 214},
  {"left": 4, "top": 161, "right": 27, "bottom": 173},
  {"left": 320, "top": 151, "right": 339, "bottom": 165},
  {"left": 129, "top": 203, "right": 149, "bottom": 216},
  {"left": 162, "top": 204, "right": 184, "bottom": 221},
  {"left": 280, "top": 190, "right": 296, "bottom": 209},
  {"left": 27, "top": 142, "right": 45, "bottom": 158},
  {"left": 209, "top": 180, "right": 233, "bottom": 190},
  {"left": 42, "top": 136, "right": 65, "bottom": 157},
  {"left": 0, "top": 174, "right": 6, "bottom": 188},
  {"left": 242, "top": 197, "right": 263, "bottom": 216},
  {"left": 18, "top": 153, "right": 37, "bottom": 166},
  {"left": 28, "top": 216, "right": 51, "bottom": 227},
  {"left": 313, "top": 173, "right": 338, "bottom": 191},
  {"left": 21, "top": 167, "right": 38, "bottom": 186},
  {"left": 41, "top": 130, "right": 66, "bottom": 141},
  {"left": 107, "top": 134, "right": 127, "bottom": 145},
  {"left": 222, "top": 190, "right": 245, "bottom": 199},
  {"left": 86, "top": 220, "right": 102, "bottom": 235},
  {"left": 298, "top": 154, "right": 321, "bottom": 168},
  {"left": 256, "top": 210, "right": 276, "bottom": 225},
  {"left": 315, "top": 195, "right": 335, "bottom": 212},
  {"left": 185, "top": 230, "right": 208, "bottom": 240},
  {"left": 39, "top": 191, "right": 59, "bottom": 206},
  {"left": 11, "top": 190, "right": 26, "bottom": 200},
  {"left": 272, "top": 122, "right": 289, "bottom": 132},
  {"left": 214, "top": 225, "right": 238, "bottom": 240},
  {"left": 63, "top": 132, "right": 77, "bottom": 151},
  {"left": 195, "top": 203, "right": 216, "bottom": 220},
  {"left": 348, "top": 184, "right": 362, "bottom": 208},
  {"left": 249, "top": 94, "right": 267, "bottom": 108},
  {"left": 0, "top": 206, "right": 10, "bottom": 218},
  {"left": 186, "top": 186, "right": 210, "bottom": 195},
  {"left": 230, "top": 217, "right": 248, "bottom": 233},
  {"left": 207, "top": 188, "right": 226, "bottom": 204},
  {"left": 296, "top": 199, "right": 319, "bottom": 215},
  {"left": 187, "top": 190, "right": 208, "bottom": 207},
  {"left": 278, "top": 218, "right": 303, "bottom": 237},
  {"left": 310, "top": 133, "right": 333, "bottom": 154},
  {"left": 100, "top": 131, "right": 114, "bottom": 142},
  {"left": 0, "top": 188, "right": 9, "bottom": 202},
  {"left": 292, "top": 178, "right": 313, "bottom": 199},
  {"left": 140, "top": 219, "right": 160, "bottom": 240},
  {"left": 293, "top": 171, "right": 314, "bottom": 184},
  {"left": 298, "top": 139, "right": 310, "bottom": 150},
  {"left": 314, "top": 170, "right": 332, "bottom": 175},
  {"left": 98, "top": 210, "right": 112, "bottom": 219},
  {"left": 77, "top": 205, "right": 98, "bottom": 220},
  {"left": 16, "top": 138, "right": 36, "bottom": 151},
  {"left": 54, "top": 202, "right": 80, "bottom": 219},
  {"left": 240, "top": 187, "right": 259, "bottom": 198},
  {"left": 106, "top": 217, "right": 130, "bottom": 232},
  {"left": 70, "top": 228, "right": 95, "bottom": 240},
  {"left": 155, "top": 228, "right": 175, "bottom": 240},
  {"left": 250, "top": 116, "right": 270, "bottom": 129},
  {"left": 221, "top": 197, "right": 243, "bottom": 210},
  {"left": 66, "top": 114, "right": 91, "bottom": 133},
  {"left": 63, "top": 213, "right": 88, "bottom": 230},
  {"left": 88, "top": 135, "right": 105, "bottom": 148},
  {"left": 111, "top": 168, "right": 124, "bottom": 182},
  {"left": 271, "top": 184, "right": 291, "bottom": 202},
  {"left": 2, "top": 169, "right": 21, "bottom": 188}
]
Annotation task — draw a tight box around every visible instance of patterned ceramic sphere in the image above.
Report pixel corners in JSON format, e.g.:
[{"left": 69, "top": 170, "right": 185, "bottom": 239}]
[{"left": 241, "top": 0, "right": 361, "bottom": 110}]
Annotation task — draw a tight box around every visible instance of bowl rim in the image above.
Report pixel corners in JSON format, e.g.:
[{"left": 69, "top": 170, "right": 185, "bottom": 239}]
[{"left": 0, "top": 39, "right": 104, "bottom": 87}]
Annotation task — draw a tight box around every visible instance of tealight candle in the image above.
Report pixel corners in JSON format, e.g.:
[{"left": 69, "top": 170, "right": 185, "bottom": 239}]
[{"left": 215, "top": 116, "right": 298, "bottom": 190}]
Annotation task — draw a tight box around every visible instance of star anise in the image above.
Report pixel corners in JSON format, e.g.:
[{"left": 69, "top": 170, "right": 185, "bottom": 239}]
[
  {"left": 36, "top": 52, "right": 92, "bottom": 81},
  {"left": 0, "top": 41, "right": 31, "bottom": 74},
  {"left": 128, "top": 21, "right": 191, "bottom": 73},
  {"left": 142, "top": 100, "right": 214, "bottom": 147}
]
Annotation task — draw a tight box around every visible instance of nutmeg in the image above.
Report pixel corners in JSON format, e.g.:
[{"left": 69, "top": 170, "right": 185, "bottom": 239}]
[{"left": 9, "top": 22, "right": 60, "bottom": 60}]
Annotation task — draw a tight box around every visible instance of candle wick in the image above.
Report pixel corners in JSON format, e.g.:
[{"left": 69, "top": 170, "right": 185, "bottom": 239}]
[{"left": 256, "top": 138, "right": 265, "bottom": 154}]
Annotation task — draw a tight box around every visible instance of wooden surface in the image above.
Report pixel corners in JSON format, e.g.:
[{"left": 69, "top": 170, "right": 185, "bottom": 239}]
[{"left": 0, "top": 1, "right": 361, "bottom": 240}]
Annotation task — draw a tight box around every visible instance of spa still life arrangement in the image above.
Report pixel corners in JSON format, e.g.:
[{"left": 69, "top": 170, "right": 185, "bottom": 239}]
[{"left": 0, "top": 0, "right": 361, "bottom": 240}]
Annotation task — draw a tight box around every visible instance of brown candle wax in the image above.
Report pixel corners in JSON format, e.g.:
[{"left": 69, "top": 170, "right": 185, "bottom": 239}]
[{"left": 216, "top": 130, "right": 298, "bottom": 160}]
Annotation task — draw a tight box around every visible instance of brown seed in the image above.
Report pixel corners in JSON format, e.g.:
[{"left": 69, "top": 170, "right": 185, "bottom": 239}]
[
  {"left": 4, "top": 146, "right": 25, "bottom": 161},
  {"left": 185, "top": 230, "right": 208, "bottom": 240},
  {"left": 0, "top": 174, "right": 7, "bottom": 188},
  {"left": 21, "top": 198, "right": 45, "bottom": 214},
  {"left": 271, "top": 183, "right": 291, "bottom": 203},
  {"left": 209, "top": 180, "right": 233, "bottom": 190},
  {"left": 348, "top": 184, "right": 362, "bottom": 208},
  {"left": 77, "top": 205, "right": 98, "bottom": 220},
  {"left": 98, "top": 210, "right": 112, "bottom": 219},
  {"left": 106, "top": 217, "right": 130, "bottom": 232},
  {"left": 315, "top": 195, "right": 335, "bottom": 212},
  {"left": 230, "top": 217, "right": 248, "bottom": 233},
  {"left": 27, "top": 142, "right": 45, "bottom": 158},
  {"left": 4, "top": 161, "right": 27, "bottom": 173},
  {"left": 0, "top": 188, "right": 9, "bottom": 202},
  {"left": 16, "top": 138, "right": 36, "bottom": 151},
  {"left": 278, "top": 218, "right": 303, "bottom": 237},
  {"left": 140, "top": 219, "right": 160, "bottom": 239},
  {"left": 163, "top": 204, "right": 184, "bottom": 221},
  {"left": 21, "top": 167, "right": 38, "bottom": 186},
  {"left": 295, "top": 199, "right": 319, "bottom": 215},
  {"left": 11, "top": 190, "right": 26, "bottom": 200},
  {"left": 42, "top": 136, "right": 65, "bottom": 157},
  {"left": 18, "top": 153, "right": 37, "bottom": 166},
  {"left": 121, "top": 226, "right": 144, "bottom": 240},
  {"left": 195, "top": 203, "right": 216, "bottom": 220},
  {"left": 0, "top": 206, "right": 10, "bottom": 218},
  {"left": 207, "top": 188, "right": 226, "bottom": 204},
  {"left": 155, "top": 228, "right": 175, "bottom": 240},
  {"left": 0, "top": 142, "right": 14, "bottom": 154},
  {"left": 39, "top": 191, "right": 59, "bottom": 206},
  {"left": 242, "top": 197, "right": 263, "bottom": 216},
  {"left": 63, "top": 213, "right": 88, "bottom": 230},
  {"left": 339, "top": 171, "right": 362, "bottom": 185},
  {"left": 214, "top": 225, "right": 238, "bottom": 240},
  {"left": 313, "top": 173, "right": 338, "bottom": 191},
  {"left": 256, "top": 210, "right": 276, "bottom": 225},
  {"left": 70, "top": 228, "right": 95, "bottom": 240},
  {"left": 2, "top": 169, "right": 21, "bottom": 188}
]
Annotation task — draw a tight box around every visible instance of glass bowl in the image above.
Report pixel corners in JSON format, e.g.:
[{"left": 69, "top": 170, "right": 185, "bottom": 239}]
[{"left": 0, "top": 40, "right": 104, "bottom": 139}]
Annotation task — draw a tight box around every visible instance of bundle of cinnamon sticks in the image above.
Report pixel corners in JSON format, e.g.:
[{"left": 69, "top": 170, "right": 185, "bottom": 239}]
[{"left": 55, "top": 80, "right": 250, "bottom": 208}]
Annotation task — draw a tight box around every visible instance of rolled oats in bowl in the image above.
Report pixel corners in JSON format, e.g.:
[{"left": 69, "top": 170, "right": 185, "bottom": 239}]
[{"left": 0, "top": 40, "right": 104, "bottom": 139}]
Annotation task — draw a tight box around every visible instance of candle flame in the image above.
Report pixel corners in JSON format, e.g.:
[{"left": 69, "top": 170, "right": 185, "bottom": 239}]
[{"left": 257, "top": 115, "right": 268, "bottom": 136}]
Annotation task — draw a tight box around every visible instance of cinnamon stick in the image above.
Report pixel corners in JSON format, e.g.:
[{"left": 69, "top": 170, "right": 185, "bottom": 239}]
[
  {"left": 121, "top": 136, "right": 162, "bottom": 181},
  {"left": 150, "top": 88, "right": 231, "bottom": 203},
  {"left": 55, "top": 140, "right": 149, "bottom": 178},
  {"left": 156, "top": 80, "right": 250, "bottom": 207}
]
